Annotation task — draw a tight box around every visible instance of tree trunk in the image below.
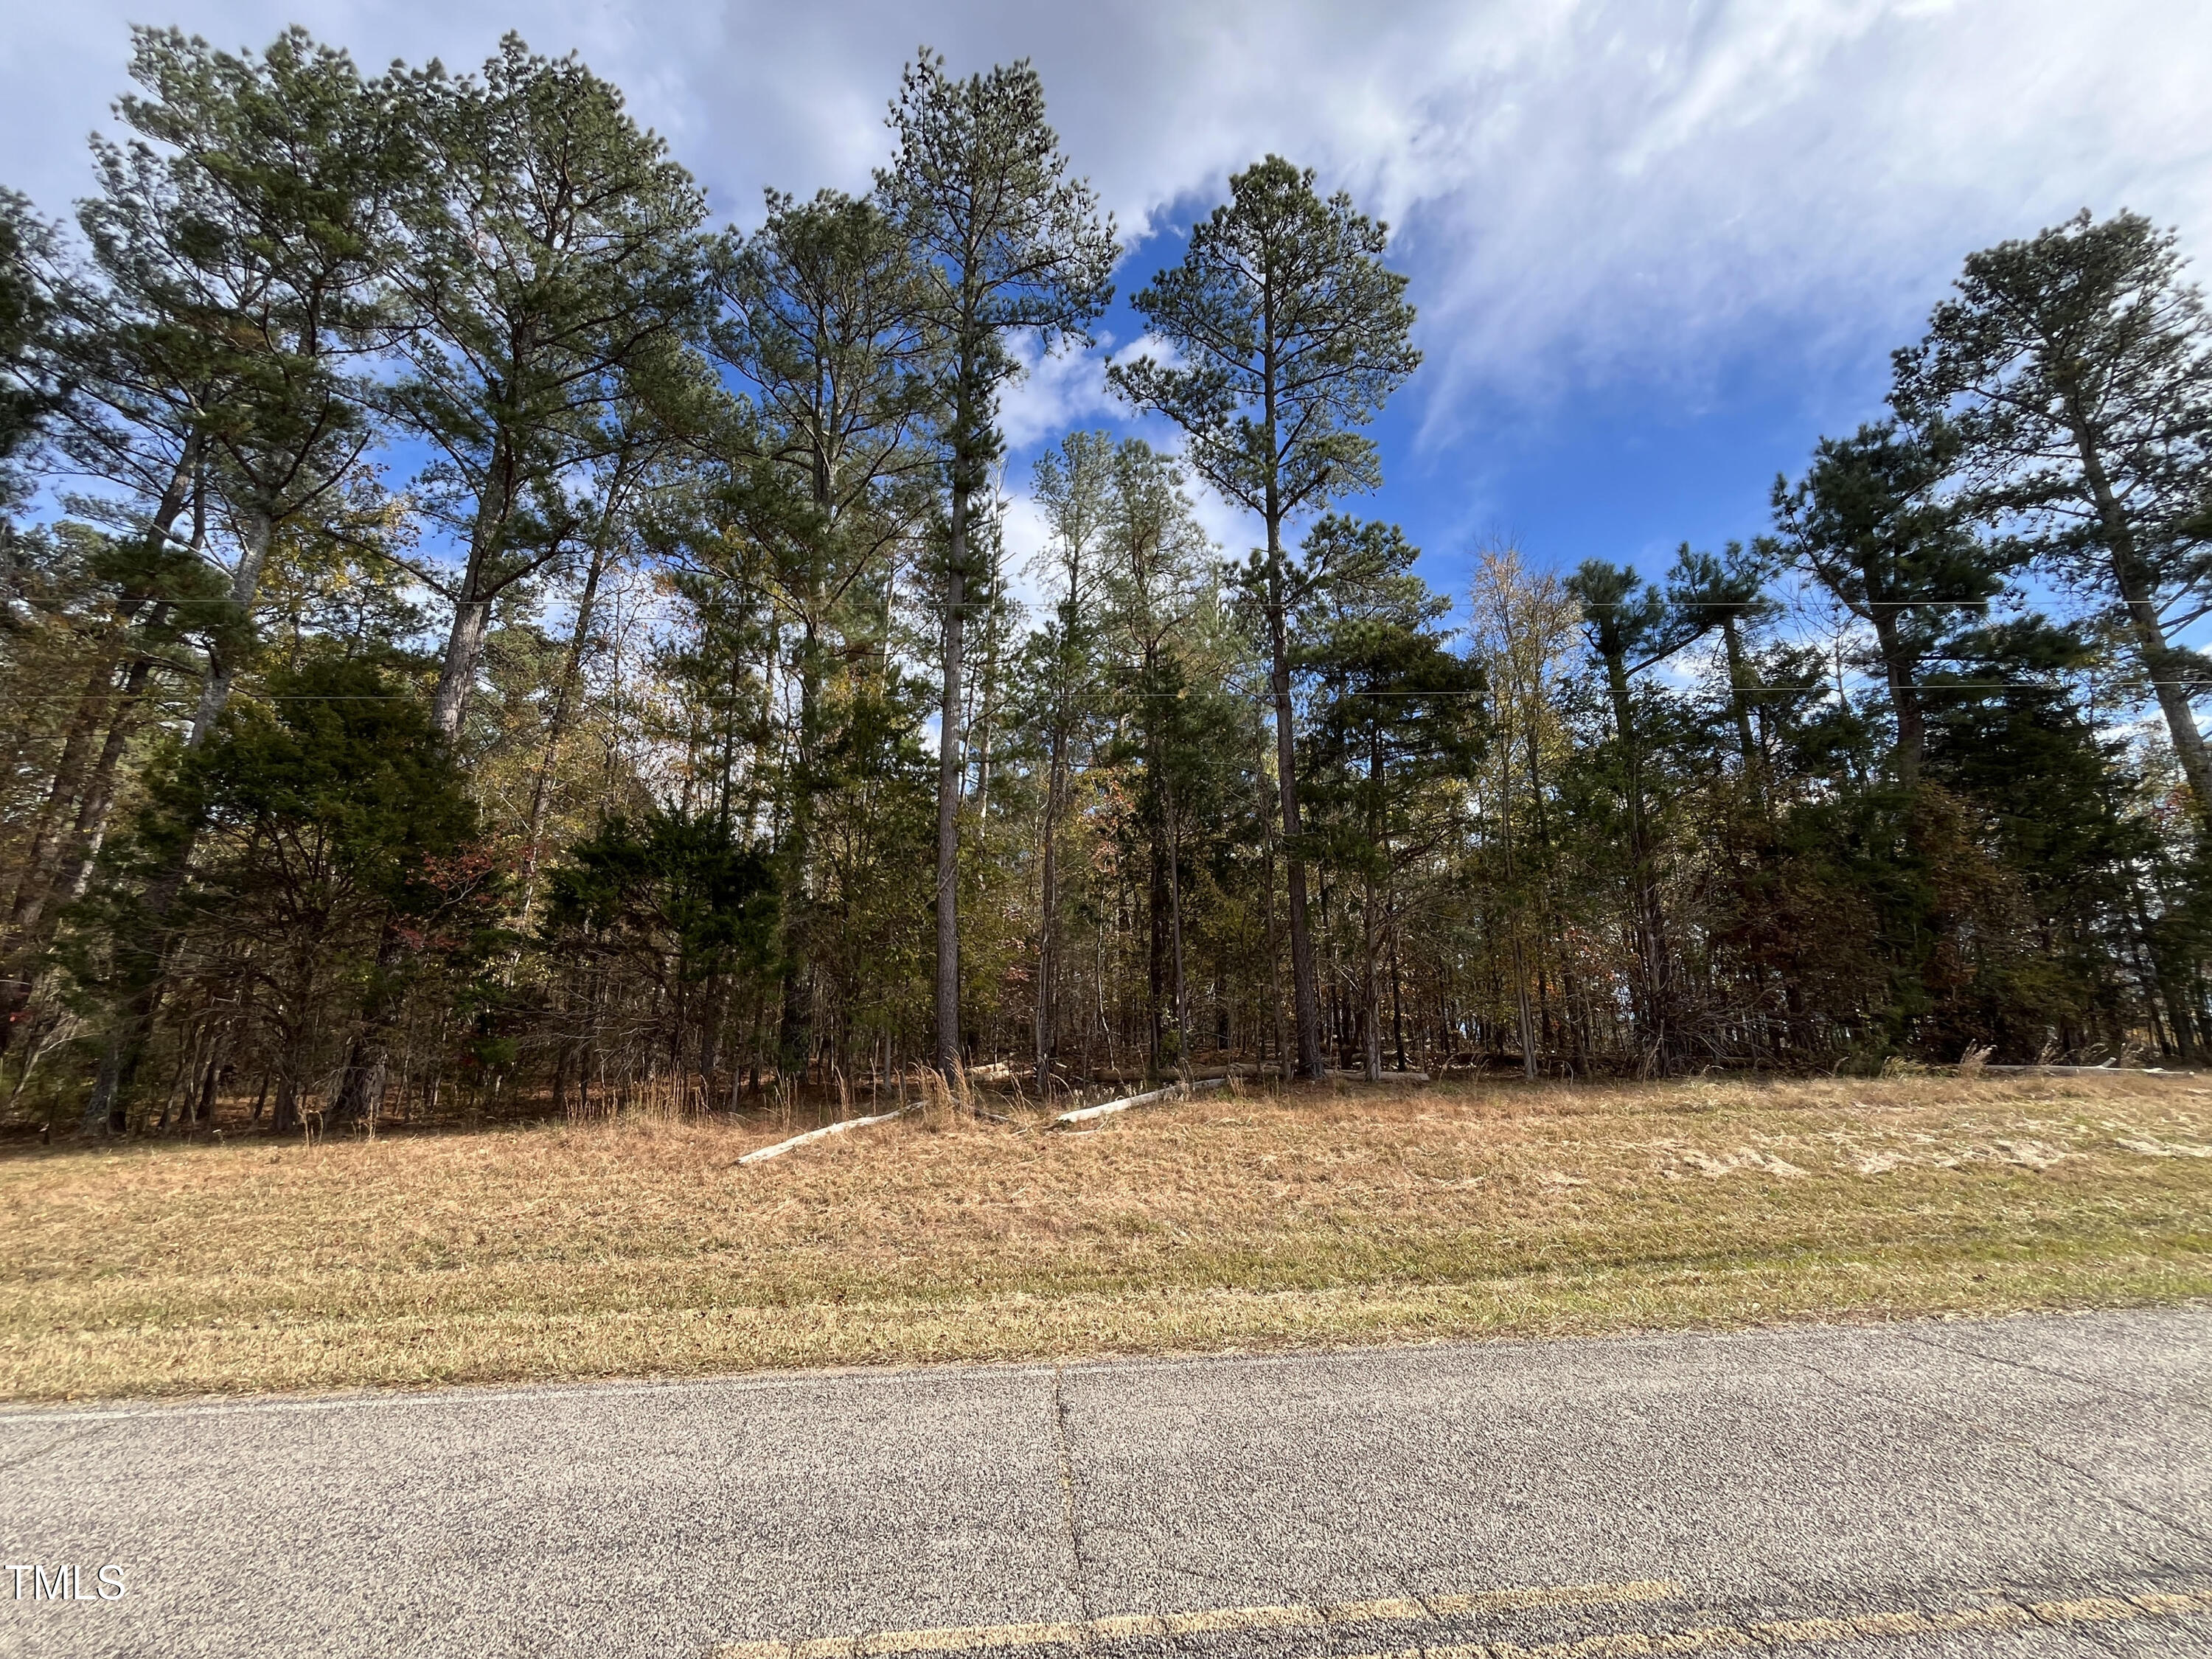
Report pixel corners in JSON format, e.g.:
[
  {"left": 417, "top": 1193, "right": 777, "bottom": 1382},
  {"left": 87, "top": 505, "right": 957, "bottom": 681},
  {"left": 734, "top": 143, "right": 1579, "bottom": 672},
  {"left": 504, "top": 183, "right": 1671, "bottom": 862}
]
[
  {"left": 933, "top": 479, "right": 969, "bottom": 1074},
  {"left": 1719, "top": 616, "right": 1763, "bottom": 787},
  {"left": 1496, "top": 712, "right": 1543, "bottom": 1081},
  {"left": 1034, "top": 721, "right": 1065, "bottom": 1086},
  {"left": 3, "top": 644, "right": 130, "bottom": 945},
  {"left": 517, "top": 480, "right": 623, "bottom": 929},
  {"left": 1256, "top": 706, "right": 1290, "bottom": 1080},
  {"left": 1866, "top": 605, "right": 1925, "bottom": 787},
  {"left": 1361, "top": 870, "right": 1382, "bottom": 1084},
  {"left": 327, "top": 916, "right": 406, "bottom": 1130},
  {"left": 431, "top": 453, "right": 518, "bottom": 745},
  {"left": 1363, "top": 731, "right": 1384, "bottom": 1083},
  {"left": 1147, "top": 811, "right": 1166, "bottom": 1076},
  {"left": 82, "top": 506, "right": 274, "bottom": 1134},
  {"left": 187, "top": 507, "right": 273, "bottom": 750},
  {"left": 1166, "top": 767, "right": 1189, "bottom": 1076},
  {"left": 431, "top": 592, "right": 494, "bottom": 745},
  {"left": 1388, "top": 919, "right": 1407, "bottom": 1073},
  {"left": 778, "top": 623, "right": 821, "bottom": 1079},
  {"left": 0, "top": 648, "right": 154, "bottom": 1054},
  {"left": 271, "top": 1062, "right": 299, "bottom": 1136},
  {"left": 1268, "top": 554, "right": 1324, "bottom": 1079},
  {"left": 2061, "top": 406, "right": 2212, "bottom": 820},
  {"left": 0, "top": 451, "right": 195, "bottom": 1057},
  {"left": 1603, "top": 650, "right": 1670, "bottom": 1070},
  {"left": 51, "top": 650, "right": 159, "bottom": 910}
]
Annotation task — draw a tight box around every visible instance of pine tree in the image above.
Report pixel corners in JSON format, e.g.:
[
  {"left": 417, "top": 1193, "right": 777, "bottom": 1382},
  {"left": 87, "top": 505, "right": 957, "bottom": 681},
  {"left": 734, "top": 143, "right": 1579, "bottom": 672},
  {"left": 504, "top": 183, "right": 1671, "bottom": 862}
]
[
  {"left": 61, "top": 28, "right": 414, "bottom": 1127},
  {"left": 1295, "top": 518, "right": 1481, "bottom": 1079},
  {"left": 1110, "top": 156, "right": 1419, "bottom": 1080},
  {"left": 1772, "top": 422, "right": 2006, "bottom": 787},
  {"left": 1894, "top": 211, "right": 2212, "bottom": 819},
  {"left": 877, "top": 48, "right": 1116, "bottom": 1072},
  {"left": 392, "top": 35, "right": 711, "bottom": 745},
  {"left": 1562, "top": 560, "right": 1709, "bottom": 1068},
  {"left": 711, "top": 187, "right": 931, "bottom": 1082}
]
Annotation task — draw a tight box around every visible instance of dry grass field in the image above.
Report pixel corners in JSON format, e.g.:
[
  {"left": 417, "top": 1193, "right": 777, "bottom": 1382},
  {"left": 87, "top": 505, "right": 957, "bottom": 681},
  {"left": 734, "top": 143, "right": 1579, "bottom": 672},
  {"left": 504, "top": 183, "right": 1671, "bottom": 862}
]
[{"left": 2, "top": 1071, "right": 2209, "bottom": 1400}]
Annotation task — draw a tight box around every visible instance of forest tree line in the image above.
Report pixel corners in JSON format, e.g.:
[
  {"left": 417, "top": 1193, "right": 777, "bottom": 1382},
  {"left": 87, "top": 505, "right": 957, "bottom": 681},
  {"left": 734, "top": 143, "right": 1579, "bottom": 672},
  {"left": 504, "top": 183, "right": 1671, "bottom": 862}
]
[{"left": 3, "top": 27, "right": 2211, "bottom": 1137}]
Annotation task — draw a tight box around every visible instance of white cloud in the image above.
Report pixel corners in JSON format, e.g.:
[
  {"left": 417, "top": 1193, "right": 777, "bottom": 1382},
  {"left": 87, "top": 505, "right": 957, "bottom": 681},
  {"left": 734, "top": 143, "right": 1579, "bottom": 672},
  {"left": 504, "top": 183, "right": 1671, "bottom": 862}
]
[
  {"left": 992, "top": 487, "right": 1055, "bottom": 619},
  {"left": 1178, "top": 476, "right": 1264, "bottom": 567},
  {"left": 7, "top": 0, "right": 2208, "bottom": 466},
  {"left": 1360, "top": 0, "right": 2212, "bottom": 437},
  {"left": 992, "top": 332, "right": 1120, "bottom": 455}
]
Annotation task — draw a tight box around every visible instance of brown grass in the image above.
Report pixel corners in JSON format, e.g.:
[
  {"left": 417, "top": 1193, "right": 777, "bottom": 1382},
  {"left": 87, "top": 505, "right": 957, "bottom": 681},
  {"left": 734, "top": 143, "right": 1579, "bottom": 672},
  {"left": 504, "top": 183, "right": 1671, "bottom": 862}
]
[{"left": 3, "top": 1072, "right": 2209, "bottom": 1400}]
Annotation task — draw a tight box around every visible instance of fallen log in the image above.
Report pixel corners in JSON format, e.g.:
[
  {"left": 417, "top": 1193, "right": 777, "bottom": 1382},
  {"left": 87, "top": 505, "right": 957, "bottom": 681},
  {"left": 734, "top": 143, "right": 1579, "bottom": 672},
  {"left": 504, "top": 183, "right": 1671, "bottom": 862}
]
[
  {"left": 1052, "top": 1076, "right": 1226, "bottom": 1129},
  {"left": 737, "top": 1104, "right": 918, "bottom": 1166}
]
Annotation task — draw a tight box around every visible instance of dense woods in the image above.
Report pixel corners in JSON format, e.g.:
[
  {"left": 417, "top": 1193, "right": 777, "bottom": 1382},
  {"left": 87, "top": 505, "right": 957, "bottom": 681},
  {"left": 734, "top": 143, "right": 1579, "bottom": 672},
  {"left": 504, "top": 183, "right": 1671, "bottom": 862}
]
[{"left": 5, "top": 27, "right": 2212, "bottom": 1139}]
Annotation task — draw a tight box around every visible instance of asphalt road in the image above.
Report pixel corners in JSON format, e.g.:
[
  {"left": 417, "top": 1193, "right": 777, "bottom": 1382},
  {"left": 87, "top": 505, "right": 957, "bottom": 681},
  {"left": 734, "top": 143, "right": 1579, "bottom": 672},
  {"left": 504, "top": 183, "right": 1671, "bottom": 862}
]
[{"left": 1, "top": 1306, "right": 2209, "bottom": 1658}]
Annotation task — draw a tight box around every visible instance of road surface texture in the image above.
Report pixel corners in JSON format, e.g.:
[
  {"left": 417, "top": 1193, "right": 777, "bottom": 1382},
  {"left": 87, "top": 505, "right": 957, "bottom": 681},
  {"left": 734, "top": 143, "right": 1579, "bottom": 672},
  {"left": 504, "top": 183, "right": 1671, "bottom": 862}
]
[{"left": 1, "top": 1306, "right": 2208, "bottom": 1658}]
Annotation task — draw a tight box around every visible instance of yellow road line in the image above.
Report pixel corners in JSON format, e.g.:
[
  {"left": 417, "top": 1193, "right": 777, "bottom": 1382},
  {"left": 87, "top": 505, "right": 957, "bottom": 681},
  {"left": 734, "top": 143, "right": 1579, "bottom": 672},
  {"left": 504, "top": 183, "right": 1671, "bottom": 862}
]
[
  {"left": 713, "top": 1580, "right": 1683, "bottom": 1659},
  {"left": 715, "top": 1581, "right": 2212, "bottom": 1659},
  {"left": 1352, "top": 1585, "right": 2212, "bottom": 1659},
  {"left": 1430, "top": 1584, "right": 1682, "bottom": 1617}
]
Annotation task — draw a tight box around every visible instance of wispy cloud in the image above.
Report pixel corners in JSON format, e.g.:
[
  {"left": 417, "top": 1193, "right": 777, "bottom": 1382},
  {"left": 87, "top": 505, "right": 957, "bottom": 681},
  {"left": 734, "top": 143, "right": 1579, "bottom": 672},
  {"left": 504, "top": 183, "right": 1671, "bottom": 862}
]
[
  {"left": 7, "top": 0, "right": 2207, "bottom": 476},
  {"left": 992, "top": 332, "right": 1121, "bottom": 456}
]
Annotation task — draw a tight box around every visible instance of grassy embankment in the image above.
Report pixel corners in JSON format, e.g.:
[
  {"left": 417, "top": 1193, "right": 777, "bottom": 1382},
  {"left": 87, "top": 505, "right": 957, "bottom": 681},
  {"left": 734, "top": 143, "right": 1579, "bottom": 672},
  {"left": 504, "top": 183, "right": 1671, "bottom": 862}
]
[{"left": 2, "top": 1071, "right": 2208, "bottom": 1399}]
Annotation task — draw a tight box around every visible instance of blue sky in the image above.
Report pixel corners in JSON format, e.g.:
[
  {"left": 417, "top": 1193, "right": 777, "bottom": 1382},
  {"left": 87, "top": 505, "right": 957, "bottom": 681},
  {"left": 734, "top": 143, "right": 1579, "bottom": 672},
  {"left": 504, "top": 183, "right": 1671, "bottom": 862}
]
[{"left": 7, "top": 0, "right": 2211, "bottom": 625}]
